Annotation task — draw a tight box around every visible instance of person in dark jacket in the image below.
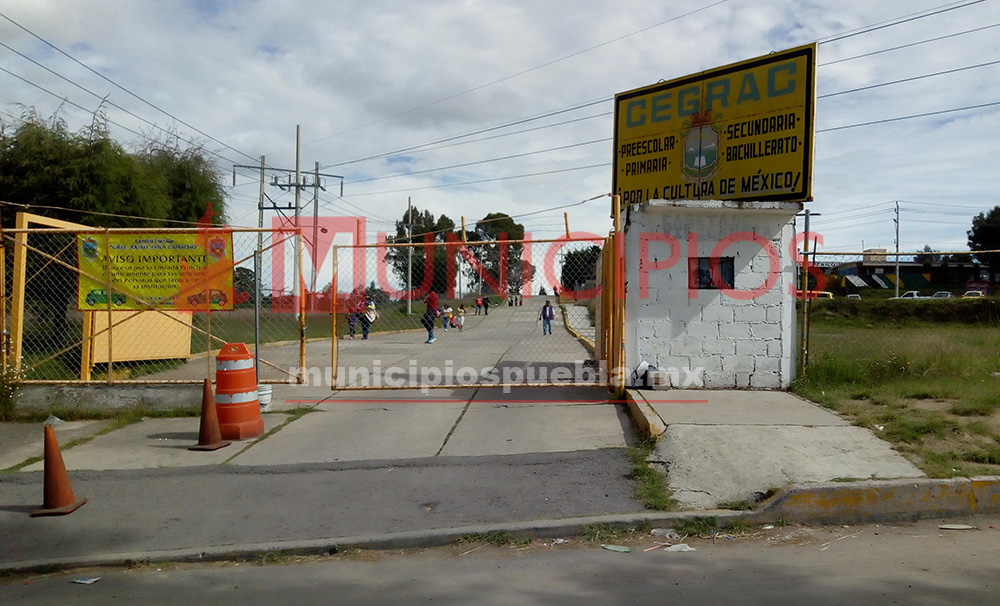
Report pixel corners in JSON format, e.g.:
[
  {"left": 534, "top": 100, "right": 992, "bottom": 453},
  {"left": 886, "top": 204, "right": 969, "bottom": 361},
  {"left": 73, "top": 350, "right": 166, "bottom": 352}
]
[
  {"left": 539, "top": 300, "right": 555, "bottom": 335},
  {"left": 422, "top": 292, "right": 439, "bottom": 343}
]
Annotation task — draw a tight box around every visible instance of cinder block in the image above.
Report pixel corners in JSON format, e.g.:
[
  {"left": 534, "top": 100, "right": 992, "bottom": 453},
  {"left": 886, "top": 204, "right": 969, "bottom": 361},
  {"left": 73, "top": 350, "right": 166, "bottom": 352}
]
[
  {"left": 734, "top": 306, "right": 767, "bottom": 323},
  {"left": 736, "top": 339, "right": 768, "bottom": 356},
  {"left": 735, "top": 372, "right": 752, "bottom": 388},
  {"left": 704, "top": 372, "right": 737, "bottom": 388},
  {"left": 703, "top": 338, "right": 736, "bottom": 356},
  {"left": 667, "top": 336, "right": 702, "bottom": 355},
  {"left": 685, "top": 321, "right": 720, "bottom": 339},
  {"left": 701, "top": 305, "right": 735, "bottom": 323},
  {"left": 750, "top": 322, "right": 782, "bottom": 340},
  {"left": 720, "top": 323, "right": 751, "bottom": 339},
  {"left": 689, "top": 356, "right": 723, "bottom": 374},
  {"left": 750, "top": 371, "right": 782, "bottom": 389},
  {"left": 635, "top": 321, "right": 656, "bottom": 340},
  {"left": 754, "top": 356, "right": 782, "bottom": 374},
  {"left": 723, "top": 356, "right": 756, "bottom": 373}
]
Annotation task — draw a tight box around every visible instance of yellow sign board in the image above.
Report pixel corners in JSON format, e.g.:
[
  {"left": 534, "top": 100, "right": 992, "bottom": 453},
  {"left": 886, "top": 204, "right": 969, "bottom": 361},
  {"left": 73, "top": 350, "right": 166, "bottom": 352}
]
[
  {"left": 77, "top": 232, "right": 235, "bottom": 311},
  {"left": 613, "top": 43, "right": 816, "bottom": 205}
]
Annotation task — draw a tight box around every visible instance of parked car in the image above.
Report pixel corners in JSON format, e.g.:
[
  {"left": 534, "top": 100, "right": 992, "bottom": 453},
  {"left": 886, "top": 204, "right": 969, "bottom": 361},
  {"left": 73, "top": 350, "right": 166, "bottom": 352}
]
[
  {"left": 796, "top": 290, "right": 834, "bottom": 299},
  {"left": 889, "top": 291, "right": 926, "bottom": 300},
  {"left": 962, "top": 290, "right": 985, "bottom": 299},
  {"left": 931, "top": 291, "right": 954, "bottom": 299},
  {"left": 846, "top": 294, "right": 862, "bottom": 300},
  {"left": 85, "top": 288, "right": 127, "bottom": 306}
]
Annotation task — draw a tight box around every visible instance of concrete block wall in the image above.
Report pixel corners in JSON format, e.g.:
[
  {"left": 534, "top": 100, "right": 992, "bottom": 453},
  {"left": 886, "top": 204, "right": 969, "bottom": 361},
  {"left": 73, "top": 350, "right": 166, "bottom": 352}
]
[{"left": 624, "top": 200, "right": 800, "bottom": 389}]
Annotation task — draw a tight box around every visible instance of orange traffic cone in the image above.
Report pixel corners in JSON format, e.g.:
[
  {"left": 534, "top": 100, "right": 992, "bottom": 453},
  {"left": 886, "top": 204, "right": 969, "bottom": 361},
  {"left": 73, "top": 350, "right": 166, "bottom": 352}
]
[
  {"left": 31, "top": 425, "right": 87, "bottom": 517},
  {"left": 189, "top": 378, "right": 231, "bottom": 451}
]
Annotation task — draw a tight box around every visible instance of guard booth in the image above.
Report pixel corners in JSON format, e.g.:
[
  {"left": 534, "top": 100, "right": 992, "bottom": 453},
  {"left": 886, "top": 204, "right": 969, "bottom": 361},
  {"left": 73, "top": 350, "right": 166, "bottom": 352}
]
[
  {"left": 610, "top": 43, "right": 817, "bottom": 390},
  {"left": 623, "top": 199, "right": 801, "bottom": 389}
]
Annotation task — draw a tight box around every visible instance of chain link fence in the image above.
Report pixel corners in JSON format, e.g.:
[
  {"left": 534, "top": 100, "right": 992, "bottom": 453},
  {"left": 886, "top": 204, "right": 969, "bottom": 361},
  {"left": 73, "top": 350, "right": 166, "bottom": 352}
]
[
  {"left": 3, "top": 223, "right": 315, "bottom": 384},
  {"left": 327, "top": 237, "right": 605, "bottom": 390}
]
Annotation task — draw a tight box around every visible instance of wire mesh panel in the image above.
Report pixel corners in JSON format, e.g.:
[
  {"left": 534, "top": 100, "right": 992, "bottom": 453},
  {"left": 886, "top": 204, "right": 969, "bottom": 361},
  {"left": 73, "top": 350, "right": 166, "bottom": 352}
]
[
  {"left": 324, "top": 237, "right": 605, "bottom": 390},
  {"left": 3, "top": 225, "right": 313, "bottom": 384}
]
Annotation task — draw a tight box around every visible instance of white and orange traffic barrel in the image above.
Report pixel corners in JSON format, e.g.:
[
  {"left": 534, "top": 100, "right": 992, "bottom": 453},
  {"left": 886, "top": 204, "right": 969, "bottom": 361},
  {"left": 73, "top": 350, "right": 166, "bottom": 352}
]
[{"left": 215, "top": 343, "right": 264, "bottom": 440}]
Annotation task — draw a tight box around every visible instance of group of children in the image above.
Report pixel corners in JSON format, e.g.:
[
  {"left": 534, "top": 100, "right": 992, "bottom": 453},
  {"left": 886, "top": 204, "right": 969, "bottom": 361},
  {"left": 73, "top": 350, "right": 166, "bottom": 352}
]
[{"left": 439, "top": 303, "right": 466, "bottom": 332}]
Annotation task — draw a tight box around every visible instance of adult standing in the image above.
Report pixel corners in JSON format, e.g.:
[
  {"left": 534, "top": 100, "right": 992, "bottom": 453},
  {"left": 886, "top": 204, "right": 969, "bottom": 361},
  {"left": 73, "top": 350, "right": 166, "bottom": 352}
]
[
  {"left": 422, "top": 292, "right": 439, "bottom": 343},
  {"left": 475, "top": 296, "right": 483, "bottom": 315},
  {"left": 483, "top": 296, "right": 490, "bottom": 315},
  {"left": 539, "top": 300, "right": 555, "bottom": 335},
  {"left": 359, "top": 298, "right": 375, "bottom": 340}
]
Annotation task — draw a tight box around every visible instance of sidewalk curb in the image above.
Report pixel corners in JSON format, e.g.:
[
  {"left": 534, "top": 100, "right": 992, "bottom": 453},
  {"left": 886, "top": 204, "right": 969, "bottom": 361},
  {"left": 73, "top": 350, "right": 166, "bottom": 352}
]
[
  {"left": 5, "top": 477, "right": 999, "bottom": 574},
  {"left": 560, "top": 305, "right": 596, "bottom": 357},
  {"left": 753, "top": 475, "right": 1000, "bottom": 524},
  {"left": 624, "top": 389, "right": 667, "bottom": 440}
]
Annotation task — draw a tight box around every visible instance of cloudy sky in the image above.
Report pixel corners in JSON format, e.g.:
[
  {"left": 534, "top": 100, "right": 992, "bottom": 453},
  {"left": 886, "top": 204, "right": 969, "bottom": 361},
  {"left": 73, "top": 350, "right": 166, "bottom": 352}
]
[{"left": 2, "top": 0, "right": 999, "bottom": 258}]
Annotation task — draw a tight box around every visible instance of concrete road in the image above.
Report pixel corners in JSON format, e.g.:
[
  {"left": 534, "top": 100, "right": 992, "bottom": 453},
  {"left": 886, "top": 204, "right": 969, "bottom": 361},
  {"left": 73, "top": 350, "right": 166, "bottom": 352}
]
[
  {"left": 136, "top": 302, "right": 597, "bottom": 387},
  {"left": 4, "top": 517, "right": 997, "bottom": 605}
]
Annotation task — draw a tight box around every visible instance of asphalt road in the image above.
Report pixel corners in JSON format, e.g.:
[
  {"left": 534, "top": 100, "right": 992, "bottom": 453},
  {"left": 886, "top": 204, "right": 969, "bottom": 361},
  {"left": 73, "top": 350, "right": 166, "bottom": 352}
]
[
  {"left": 1, "top": 449, "right": 642, "bottom": 565},
  {"left": 4, "top": 517, "right": 998, "bottom": 605}
]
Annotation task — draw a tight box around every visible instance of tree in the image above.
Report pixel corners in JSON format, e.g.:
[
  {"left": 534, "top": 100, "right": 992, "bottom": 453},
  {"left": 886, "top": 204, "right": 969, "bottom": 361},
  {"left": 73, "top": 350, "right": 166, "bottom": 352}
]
[
  {"left": 914, "top": 244, "right": 941, "bottom": 268},
  {"left": 385, "top": 206, "right": 456, "bottom": 296},
  {"left": 0, "top": 109, "right": 229, "bottom": 372},
  {"left": 560, "top": 245, "right": 602, "bottom": 294},
  {"left": 136, "top": 131, "right": 228, "bottom": 225},
  {"left": 467, "top": 213, "right": 525, "bottom": 297},
  {"left": 968, "top": 206, "right": 1000, "bottom": 283}
]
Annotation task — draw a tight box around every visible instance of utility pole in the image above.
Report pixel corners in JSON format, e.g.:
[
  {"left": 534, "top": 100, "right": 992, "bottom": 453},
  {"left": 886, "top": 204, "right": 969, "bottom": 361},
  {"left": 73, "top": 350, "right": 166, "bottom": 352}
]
[
  {"left": 255, "top": 155, "right": 265, "bottom": 385},
  {"left": 894, "top": 201, "right": 900, "bottom": 298},
  {"left": 233, "top": 129, "right": 343, "bottom": 318},
  {"left": 293, "top": 125, "right": 302, "bottom": 319},
  {"left": 406, "top": 197, "right": 413, "bottom": 315},
  {"left": 311, "top": 162, "right": 320, "bottom": 297}
]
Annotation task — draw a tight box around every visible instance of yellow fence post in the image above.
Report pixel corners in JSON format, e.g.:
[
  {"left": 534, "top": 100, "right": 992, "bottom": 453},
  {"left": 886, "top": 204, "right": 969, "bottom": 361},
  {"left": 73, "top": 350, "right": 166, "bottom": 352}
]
[{"left": 9, "top": 212, "right": 29, "bottom": 373}]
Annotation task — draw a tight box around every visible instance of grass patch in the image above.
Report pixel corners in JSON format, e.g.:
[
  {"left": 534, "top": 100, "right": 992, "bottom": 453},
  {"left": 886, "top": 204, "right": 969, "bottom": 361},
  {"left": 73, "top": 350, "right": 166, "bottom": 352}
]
[
  {"left": 625, "top": 442, "right": 678, "bottom": 511},
  {"left": 794, "top": 317, "right": 1000, "bottom": 477},
  {"left": 672, "top": 516, "right": 718, "bottom": 537},
  {"left": 582, "top": 522, "right": 652, "bottom": 544},
  {"left": 949, "top": 396, "right": 999, "bottom": 417},
  {"left": 957, "top": 446, "right": 1000, "bottom": 466},
  {"left": 457, "top": 531, "right": 533, "bottom": 547},
  {"left": 720, "top": 518, "right": 753, "bottom": 533},
  {"left": 258, "top": 551, "right": 296, "bottom": 566}
]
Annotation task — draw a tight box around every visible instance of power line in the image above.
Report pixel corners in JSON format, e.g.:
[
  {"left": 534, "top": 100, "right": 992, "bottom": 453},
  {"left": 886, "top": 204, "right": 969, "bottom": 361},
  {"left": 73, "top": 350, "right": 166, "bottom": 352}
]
[
  {"left": 0, "top": 39, "right": 244, "bottom": 167},
  {"left": 0, "top": 11, "right": 258, "bottom": 163},
  {"left": 818, "top": 59, "right": 1000, "bottom": 99},
  {"left": 347, "top": 163, "right": 610, "bottom": 197},
  {"left": 323, "top": 98, "right": 610, "bottom": 169},
  {"left": 348, "top": 138, "right": 610, "bottom": 185},
  {"left": 815, "top": 0, "right": 984, "bottom": 45},
  {"left": 333, "top": 2, "right": 993, "bottom": 183},
  {"left": 301, "top": 1, "right": 728, "bottom": 153},
  {"left": 818, "top": 101, "right": 1000, "bottom": 132},
  {"left": 820, "top": 22, "right": 1000, "bottom": 66}
]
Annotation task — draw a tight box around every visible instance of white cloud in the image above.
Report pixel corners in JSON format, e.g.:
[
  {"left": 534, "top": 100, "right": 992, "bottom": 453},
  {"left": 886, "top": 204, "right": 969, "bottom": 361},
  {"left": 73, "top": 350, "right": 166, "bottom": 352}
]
[{"left": 0, "top": 0, "right": 998, "bottom": 253}]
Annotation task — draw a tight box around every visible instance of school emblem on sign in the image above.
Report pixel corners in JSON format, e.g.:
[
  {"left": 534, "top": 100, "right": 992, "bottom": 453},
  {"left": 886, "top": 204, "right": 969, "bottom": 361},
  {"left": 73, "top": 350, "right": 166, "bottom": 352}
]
[
  {"left": 81, "top": 237, "right": 99, "bottom": 259},
  {"left": 681, "top": 110, "right": 721, "bottom": 181},
  {"left": 208, "top": 236, "right": 227, "bottom": 259}
]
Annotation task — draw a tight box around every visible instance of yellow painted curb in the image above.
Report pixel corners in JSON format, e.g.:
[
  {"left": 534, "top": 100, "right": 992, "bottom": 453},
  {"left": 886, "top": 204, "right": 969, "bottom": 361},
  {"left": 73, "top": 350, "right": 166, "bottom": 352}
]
[
  {"left": 624, "top": 389, "right": 667, "bottom": 440},
  {"left": 755, "top": 476, "right": 1000, "bottom": 524},
  {"left": 559, "top": 305, "right": 596, "bottom": 356}
]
